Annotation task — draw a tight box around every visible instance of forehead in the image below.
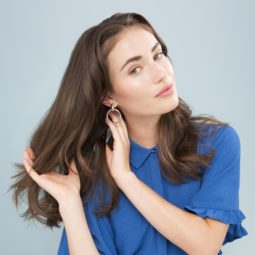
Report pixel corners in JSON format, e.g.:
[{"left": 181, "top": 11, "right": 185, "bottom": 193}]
[{"left": 107, "top": 26, "right": 158, "bottom": 67}]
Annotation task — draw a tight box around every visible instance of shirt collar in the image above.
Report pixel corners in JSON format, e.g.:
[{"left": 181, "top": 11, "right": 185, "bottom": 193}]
[{"left": 129, "top": 136, "right": 159, "bottom": 170}]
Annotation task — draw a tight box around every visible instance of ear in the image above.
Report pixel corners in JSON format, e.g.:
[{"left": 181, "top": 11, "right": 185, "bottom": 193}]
[{"left": 101, "top": 94, "right": 115, "bottom": 108}]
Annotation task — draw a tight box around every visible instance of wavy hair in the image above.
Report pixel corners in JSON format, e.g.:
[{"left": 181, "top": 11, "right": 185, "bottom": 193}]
[{"left": 10, "top": 12, "right": 227, "bottom": 228}]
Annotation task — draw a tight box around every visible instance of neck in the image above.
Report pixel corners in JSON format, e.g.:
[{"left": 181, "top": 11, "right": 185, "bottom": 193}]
[{"left": 125, "top": 114, "right": 160, "bottom": 149}]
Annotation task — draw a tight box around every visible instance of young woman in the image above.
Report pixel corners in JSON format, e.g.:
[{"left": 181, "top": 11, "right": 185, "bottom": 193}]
[{"left": 11, "top": 12, "right": 247, "bottom": 255}]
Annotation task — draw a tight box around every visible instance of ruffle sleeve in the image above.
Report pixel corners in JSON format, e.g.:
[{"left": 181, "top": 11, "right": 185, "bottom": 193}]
[
  {"left": 184, "top": 125, "right": 248, "bottom": 252},
  {"left": 184, "top": 206, "right": 247, "bottom": 245}
]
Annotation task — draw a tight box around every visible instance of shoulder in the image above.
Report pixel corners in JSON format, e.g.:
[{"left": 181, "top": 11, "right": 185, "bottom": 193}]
[
  {"left": 211, "top": 125, "right": 240, "bottom": 158},
  {"left": 197, "top": 123, "right": 240, "bottom": 152},
  {"left": 199, "top": 124, "right": 241, "bottom": 179},
  {"left": 196, "top": 124, "right": 242, "bottom": 190},
  {"left": 213, "top": 124, "right": 240, "bottom": 143}
]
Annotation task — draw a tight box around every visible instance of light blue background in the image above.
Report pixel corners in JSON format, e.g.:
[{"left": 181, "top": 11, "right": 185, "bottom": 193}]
[{"left": 1, "top": 0, "right": 254, "bottom": 254}]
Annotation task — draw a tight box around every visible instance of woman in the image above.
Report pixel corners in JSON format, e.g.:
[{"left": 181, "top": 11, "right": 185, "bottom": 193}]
[{"left": 11, "top": 12, "right": 247, "bottom": 254}]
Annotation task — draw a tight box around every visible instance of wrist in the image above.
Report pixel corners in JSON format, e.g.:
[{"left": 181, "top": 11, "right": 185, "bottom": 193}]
[
  {"left": 114, "top": 170, "right": 136, "bottom": 189},
  {"left": 58, "top": 194, "right": 83, "bottom": 215}
]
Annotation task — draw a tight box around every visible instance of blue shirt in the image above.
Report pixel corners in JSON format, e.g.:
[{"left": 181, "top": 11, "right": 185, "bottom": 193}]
[{"left": 57, "top": 125, "right": 247, "bottom": 255}]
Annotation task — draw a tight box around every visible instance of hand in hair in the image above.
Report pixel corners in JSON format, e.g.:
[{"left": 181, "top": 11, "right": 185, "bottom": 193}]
[
  {"left": 105, "top": 111, "right": 132, "bottom": 183},
  {"left": 23, "top": 148, "right": 81, "bottom": 204}
]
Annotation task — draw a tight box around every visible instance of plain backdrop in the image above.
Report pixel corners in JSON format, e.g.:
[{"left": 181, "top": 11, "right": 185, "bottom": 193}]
[{"left": 1, "top": 0, "right": 254, "bottom": 254}]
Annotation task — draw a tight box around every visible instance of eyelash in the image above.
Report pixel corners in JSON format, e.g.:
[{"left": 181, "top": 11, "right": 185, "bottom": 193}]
[{"left": 129, "top": 52, "right": 164, "bottom": 75}]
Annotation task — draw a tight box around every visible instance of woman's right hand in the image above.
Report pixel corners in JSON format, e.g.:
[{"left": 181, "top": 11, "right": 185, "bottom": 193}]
[{"left": 23, "top": 148, "right": 81, "bottom": 205}]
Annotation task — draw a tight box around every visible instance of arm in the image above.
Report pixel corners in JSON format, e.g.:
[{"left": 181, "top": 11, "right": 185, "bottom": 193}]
[
  {"left": 23, "top": 149, "right": 100, "bottom": 255},
  {"left": 115, "top": 172, "right": 228, "bottom": 255},
  {"left": 104, "top": 111, "right": 245, "bottom": 254},
  {"left": 59, "top": 195, "right": 100, "bottom": 255}
]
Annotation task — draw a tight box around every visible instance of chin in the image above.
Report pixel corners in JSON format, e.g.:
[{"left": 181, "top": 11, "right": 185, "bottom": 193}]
[
  {"left": 165, "top": 94, "right": 179, "bottom": 112},
  {"left": 172, "top": 95, "right": 180, "bottom": 108}
]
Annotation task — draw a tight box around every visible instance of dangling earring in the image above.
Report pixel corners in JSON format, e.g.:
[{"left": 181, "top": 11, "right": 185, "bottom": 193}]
[{"left": 106, "top": 103, "right": 122, "bottom": 124}]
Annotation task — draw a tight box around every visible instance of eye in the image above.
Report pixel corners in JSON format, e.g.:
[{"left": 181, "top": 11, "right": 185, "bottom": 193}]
[
  {"left": 154, "top": 52, "right": 164, "bottom": 61},
  {"left": 128, "top": 52, "right": 164, "bottom": 75},
  {"left": 129, "top": 66, "right": 141, "bottom": 75}
]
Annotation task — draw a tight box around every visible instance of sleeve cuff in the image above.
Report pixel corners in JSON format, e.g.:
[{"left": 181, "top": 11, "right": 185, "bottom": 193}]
[{"left": 184, "top": 206, "right": 248, "bottom": 244}]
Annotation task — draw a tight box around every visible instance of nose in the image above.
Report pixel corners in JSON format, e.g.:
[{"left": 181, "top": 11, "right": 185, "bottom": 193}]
[{"left": 149, "top": 61, "right": 168, "bottom": 84}]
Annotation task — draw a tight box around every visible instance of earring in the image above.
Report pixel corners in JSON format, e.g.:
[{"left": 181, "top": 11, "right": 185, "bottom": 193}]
[{"left": 106, "top": 103, "right": 122, "bottom": 124}]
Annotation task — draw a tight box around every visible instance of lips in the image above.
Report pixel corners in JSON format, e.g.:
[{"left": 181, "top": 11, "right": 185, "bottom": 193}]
[{"left": 155, "top": 84, "right": 173, "bottom": 97}]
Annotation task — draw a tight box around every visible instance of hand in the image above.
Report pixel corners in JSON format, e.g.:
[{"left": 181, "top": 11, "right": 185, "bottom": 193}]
[
  {"left": 105, "top": 111, "right": 132, "bottom": 182},
  {"left": 23, "top": 148, "right": 81, "bottom": 204}
]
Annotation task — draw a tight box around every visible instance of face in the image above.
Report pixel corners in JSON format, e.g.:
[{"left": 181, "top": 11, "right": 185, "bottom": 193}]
[{"left": 104, "top": 26, "right": 179, "bottom": 123}]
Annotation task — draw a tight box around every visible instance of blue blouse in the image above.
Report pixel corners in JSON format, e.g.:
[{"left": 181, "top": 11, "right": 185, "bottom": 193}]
[{"left": 57, "top": 125, "right": 248, "bottom": 255}]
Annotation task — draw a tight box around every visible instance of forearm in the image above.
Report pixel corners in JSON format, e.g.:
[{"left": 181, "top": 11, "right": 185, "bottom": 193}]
[
  {"left": 59, "top": 195, "right": 100, "bottom": 255},
  {"left": 115, "top": 172, "right": 223, "bottom": 255}
]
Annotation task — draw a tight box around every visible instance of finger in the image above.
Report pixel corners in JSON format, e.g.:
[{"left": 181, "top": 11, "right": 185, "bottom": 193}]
[
  {"left": 46, "top": 171, "right": 62, "bottom": 179},
  {"left": 69, "top": 159, "right": 79, "bottom": 175},
  {"left": 26, "top": 147, "right": 35, "bottom": 160},
  {"left": 117, "top": 115, "right": 129, "bottom": 140},
  {"left": 108, "top": 111, "right": 130, "bottom": 147},
  {"left": 106, "top": 117, "right": 122, "bottom": 148},
  {"left": 106, "top": 112, "right": 126, "bottom": 142},
  {"left": 23, "top": 157, "right": 39, "bottom": 180},
  {"left": 105, "top": 143, "right": 112, "bottom": 167},
  {"left": 24, "top": 150, "right": 34, "bottom": 166},
  {"left": 109, "top": 111, "right": 129, "bottom": 139},
  {"left": 24, "top": 148, "right": 34, "bottom": 160}
]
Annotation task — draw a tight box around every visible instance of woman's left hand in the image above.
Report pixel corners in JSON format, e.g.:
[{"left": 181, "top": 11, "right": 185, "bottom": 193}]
[{"left": 105, "top": 111, "right": 132, "bottom": 182}]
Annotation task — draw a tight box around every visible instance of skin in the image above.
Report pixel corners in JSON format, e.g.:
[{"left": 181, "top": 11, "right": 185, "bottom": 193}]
[
  {"left": 103, "top": 25, "right": 179, "bottom": 148},
  {"left": 23, "top": 151, "right": 100, "bottom": 255},
  {"left": 23, "top": 26, "right": 229, "bottom": 254}
]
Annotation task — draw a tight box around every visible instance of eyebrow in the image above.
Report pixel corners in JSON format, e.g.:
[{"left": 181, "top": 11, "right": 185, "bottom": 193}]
[{"left": 120, "top": 41, "right": 161, "bottom": 72}]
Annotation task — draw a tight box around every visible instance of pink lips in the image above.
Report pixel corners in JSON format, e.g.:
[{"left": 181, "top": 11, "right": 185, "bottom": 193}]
[{"left": 155, "top": 84, "right": 173, "bottom": 97}]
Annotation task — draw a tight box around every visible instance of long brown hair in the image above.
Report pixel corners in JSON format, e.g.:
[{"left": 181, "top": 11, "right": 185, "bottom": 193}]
[{"left": 10, "top": 12, "right": 227, "bottom": 228}]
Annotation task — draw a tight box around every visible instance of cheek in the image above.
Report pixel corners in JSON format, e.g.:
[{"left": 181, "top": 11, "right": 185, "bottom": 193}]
[
  {"left": 113, "top": 72, "right": 149, "bottom": 98},
  {"left": 116, "top": 83, "right": 144, "bottom": 101},
  {"left": 114, "top": 81, "right": 151, "bottom": 113}
]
